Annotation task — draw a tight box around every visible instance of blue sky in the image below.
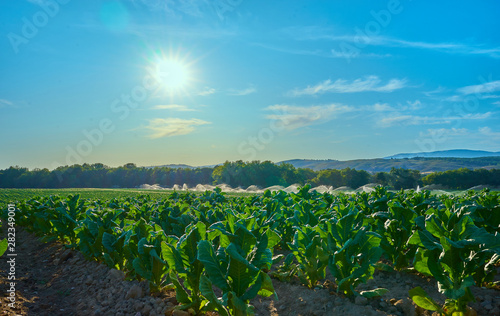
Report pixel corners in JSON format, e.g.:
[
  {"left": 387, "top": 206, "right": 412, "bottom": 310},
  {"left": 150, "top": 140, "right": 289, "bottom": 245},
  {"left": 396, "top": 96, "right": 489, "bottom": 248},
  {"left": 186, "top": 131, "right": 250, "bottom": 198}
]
[{"left": 1, "top": 0, "right": 500, "bottom": 169}]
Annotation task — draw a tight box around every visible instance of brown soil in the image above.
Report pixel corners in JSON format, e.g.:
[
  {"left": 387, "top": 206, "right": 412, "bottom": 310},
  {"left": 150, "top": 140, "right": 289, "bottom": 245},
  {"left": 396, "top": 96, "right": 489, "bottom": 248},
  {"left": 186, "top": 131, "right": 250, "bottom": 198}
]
[{"left": 1, "top": 225, "right": 499, "bottom": 316}]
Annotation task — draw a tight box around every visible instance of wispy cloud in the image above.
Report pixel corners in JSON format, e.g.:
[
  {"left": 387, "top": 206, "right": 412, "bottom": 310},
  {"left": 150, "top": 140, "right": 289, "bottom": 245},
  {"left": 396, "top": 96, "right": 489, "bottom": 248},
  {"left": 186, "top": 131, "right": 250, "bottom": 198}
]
[
  {"left": 144, "top": 118, "right": 210, "bottom": 138},
  {"left": 368, "top": 103, "right": 395, "bottom": 112},
  {"left": 479, "top": 126, "right": 500, "bottom": 137},
  {"left": 380, "top": 38, "right": 500, "bottom": 58},
  {"left": 442, "top": 80, "right": 500, "bottom": 102},
  {"left": 197, "top": 87, "right": 216, "bottom": 96},
  {"left": 418, "top": 127, "right": 469, "bottom": 138},
  {"left": 252, "top": 43, "right": 391, "bottom": 59},
  {"left": 477, "top": 127, "right": 500, "bottom": 145},
  {"left": 128, "top": 0, "right": 211, "bottom": 18},
  {"left": 289, "top": 76, "right": 406, "bottom": 96},
  {"left": 423, "top": 86, "right": 448, "bottom": 97},
  {"left": 381, "top": 38, "right": 500, "bottom": 58},
  {"left": 26, "top": 0, "right": 51, "bottom": 5},
  {"left": 228, "top": 86, "right": 257, "bottom": 96},
  {"left": 417, "top": 127, "right": 500, "bottom": 146},
  {"left": 367, "top": 100, "right": 422, "bottom": 112},
  {"left": 152, "top": 104, "right": 194, "bottom": 111},
  {"left": 264, "top": 103, "right": 354, "bottom": 130},
  {"left": 456, "top": 80, "right": 500, "bottom": 95},
  {"left": 281, "top": 26, "right": 500, "bottom": 59},
  {"left": 0, "top": 99, "right": 14, "bottom": 108},
  {"left": 330, "top": 49, "right": 391, "bottom": 59},
  {"left": 379, "top": 112, "right": 492, "bottom": 128}
]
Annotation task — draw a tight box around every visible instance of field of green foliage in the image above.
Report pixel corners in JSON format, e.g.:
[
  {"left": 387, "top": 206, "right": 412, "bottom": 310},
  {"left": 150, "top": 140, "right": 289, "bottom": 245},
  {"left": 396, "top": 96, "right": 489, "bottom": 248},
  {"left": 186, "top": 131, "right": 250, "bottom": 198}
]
[{"left": 1, "top": 187, "right": 499, "bottom": 315}]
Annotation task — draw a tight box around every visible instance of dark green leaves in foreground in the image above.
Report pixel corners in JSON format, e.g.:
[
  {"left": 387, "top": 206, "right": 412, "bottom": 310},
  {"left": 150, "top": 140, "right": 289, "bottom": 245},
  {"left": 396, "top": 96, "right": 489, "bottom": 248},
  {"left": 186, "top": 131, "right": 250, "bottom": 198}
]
[{"left": 2, "top": 188, "right": 499, "bottom": 315}]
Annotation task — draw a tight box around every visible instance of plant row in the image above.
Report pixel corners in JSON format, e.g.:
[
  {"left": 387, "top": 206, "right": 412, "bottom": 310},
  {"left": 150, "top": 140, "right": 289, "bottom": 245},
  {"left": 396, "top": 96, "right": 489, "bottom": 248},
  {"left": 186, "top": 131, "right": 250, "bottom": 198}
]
[{"left": 2, "top": 187, "right": 499, "bottom": 315}]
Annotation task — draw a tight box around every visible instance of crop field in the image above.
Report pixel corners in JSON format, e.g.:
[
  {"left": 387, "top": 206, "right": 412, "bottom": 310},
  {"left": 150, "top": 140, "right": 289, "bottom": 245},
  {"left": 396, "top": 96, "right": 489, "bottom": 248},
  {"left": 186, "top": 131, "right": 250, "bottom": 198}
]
[
  {"left": 0, "top": 187, "right": 485, "bottom": 211},
  {"left": 0, "top": 188, "right": 262, "bottom": 210},
  {"left": 1, "top": 187, "right": 499, "bottom": 315}
]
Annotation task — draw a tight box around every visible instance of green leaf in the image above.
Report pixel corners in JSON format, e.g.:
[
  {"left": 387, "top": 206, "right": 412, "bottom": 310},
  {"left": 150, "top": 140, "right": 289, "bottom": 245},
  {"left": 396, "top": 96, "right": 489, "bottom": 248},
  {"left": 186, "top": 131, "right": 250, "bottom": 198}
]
[
  {"left": 360, "top": 288, "right": 389, "bottom": 298},
  {"left": 443, "top": 275, "right": 475, "bottom": 301},
  {"left": 197, "top": 240, "right": 230, "bottom": 292},
  {"left": 199, "top": 275, "right": 229, "bottom": 316},
  {"left": 228, "top": 291, "right": 255, "bottom": 316},
  {"left": 102, "top": 253, "right": 115, "bottom": 268},
  {"left": 137, "top": 237, "right": 149, "bottom": 255},
  {"left": 226, "top": 243, "right": 259, "bottom": 273},
  {"left": 257, "top": 272, "right": 277, "bottom": 299},
  {"left": 409, "top": 287, "right": 442, "bottom": 312},
  {"left": 102, "top": 232, "right": 116, "bottom": 253},
  {"left": 413, "top": 249, "right": 432, "bottom": 276},
  {"left": 426, "top": 215, "right": 446, "bottom": 239},
  {"left": 227, "top": 249, "right": 254, "bottom": 297},
  {"left": 266, "top": 229, "right": 281, "bottom": 249},
  {"left": 170, "top": 274, "right": 191, "bottom": 304},
  {"left": 426, "top": 252, "right": 452, "bottom": 289},
  {"left": 162, "top": 242, "right": 186, "bottom": 274},
  {"left": 241, "top": 271, "right": 263, "bottom": 302},
  {"left": 419, "top": 230, "right": 442, "bottom": 251},
  {"left": 133, "top": 257, "right": 153, "bottom": 280},
  {"left": 0, "top": 239, "right": 7, "bottom": 257}
]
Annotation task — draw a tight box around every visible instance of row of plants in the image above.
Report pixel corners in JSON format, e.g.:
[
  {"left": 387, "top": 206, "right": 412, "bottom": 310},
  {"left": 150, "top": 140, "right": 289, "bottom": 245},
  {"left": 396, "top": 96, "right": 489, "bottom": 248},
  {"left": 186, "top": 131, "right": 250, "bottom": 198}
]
[{"left": 2, "top": 187, "right": 499, "bottom": 315}]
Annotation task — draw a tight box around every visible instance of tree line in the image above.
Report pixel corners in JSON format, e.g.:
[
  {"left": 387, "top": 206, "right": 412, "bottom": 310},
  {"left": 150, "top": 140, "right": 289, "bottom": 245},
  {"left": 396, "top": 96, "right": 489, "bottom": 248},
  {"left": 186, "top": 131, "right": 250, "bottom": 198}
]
[{"left": 0, "top": 161, "right": 498, "bottom": 190}]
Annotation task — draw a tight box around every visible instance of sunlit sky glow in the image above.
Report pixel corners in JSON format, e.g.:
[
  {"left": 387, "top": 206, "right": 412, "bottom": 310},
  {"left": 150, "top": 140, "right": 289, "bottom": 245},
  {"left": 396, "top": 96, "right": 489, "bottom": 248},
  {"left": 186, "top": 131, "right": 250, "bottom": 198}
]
[{"left": 1, "top": 0, "right": 500, "bottom": 169}]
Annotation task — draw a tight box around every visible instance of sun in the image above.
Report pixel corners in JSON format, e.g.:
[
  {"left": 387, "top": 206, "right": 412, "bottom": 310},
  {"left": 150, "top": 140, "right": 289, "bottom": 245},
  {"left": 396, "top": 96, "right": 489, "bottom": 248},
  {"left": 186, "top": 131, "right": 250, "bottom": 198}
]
[
  {"left": 145, "top": 47, "right": 199, "bottom": 97},
  {"left": 154, "top": 58, "right": 190, "bottom": 91}
]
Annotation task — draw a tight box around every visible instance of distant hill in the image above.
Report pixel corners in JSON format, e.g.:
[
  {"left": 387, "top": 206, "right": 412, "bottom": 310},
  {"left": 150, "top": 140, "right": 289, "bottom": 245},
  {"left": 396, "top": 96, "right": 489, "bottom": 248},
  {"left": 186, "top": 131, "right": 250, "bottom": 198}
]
[
  {"left": 146, "top": 164, "right": 195, "bottom": 169},
  {"left": 149, "top": 149, "right": 500, "bottom": 173},
  {"left": 385, "top": 149, "right": 500, "bottom": 159},
  {"left": 281, "top": 157, "right": 500, "bottom": 173},
  {"left": 146, "top": 163, "right": 220, "bottom": 169}
]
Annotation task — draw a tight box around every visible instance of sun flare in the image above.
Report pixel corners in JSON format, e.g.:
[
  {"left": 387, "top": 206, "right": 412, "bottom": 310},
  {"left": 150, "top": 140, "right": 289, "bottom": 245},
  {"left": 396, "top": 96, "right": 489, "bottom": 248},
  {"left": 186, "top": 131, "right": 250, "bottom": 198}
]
[{"left": 154, "top": 58, "right": 190, "bottom": 91}]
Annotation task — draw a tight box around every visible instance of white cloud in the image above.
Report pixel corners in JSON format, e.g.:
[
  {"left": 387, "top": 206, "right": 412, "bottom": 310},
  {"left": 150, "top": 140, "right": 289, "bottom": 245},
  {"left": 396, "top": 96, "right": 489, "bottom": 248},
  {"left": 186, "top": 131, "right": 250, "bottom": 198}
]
[
  {"left": 144, "top": 118, "right": 210, "bottom": 138},
  {"left": 444, "top": 80, "right": 500, "bottom": 102},
  {"left": 444, "top": 95, "right": 463, "bottom": 102},
  {"left": 419, "top": 128, "right": 469, "bottom": 138},
  {"left": 330, "top": 49, "right": 391, "bottom": 59},
  {"left": 228, "top": 86, "right": 257, "bottom": 96},
  {"left": 365, "top": 100, "right": 422, "bottom": 112},
  {"left": 424, "top": 86, "right": 448, "bottom": 97},
  {"left": 281, "top": 26, "right": 500, "bottom": 59},
  {"left": 366, "top": 103, "right": 394, "bottom": 112},
  {"left": 479, "top": 126, "right": 500, "bottom": 138},
  {"left": 264, "top": 103, "right": 354, "bottom": 130},
  {"left": 289, "top": 76, "right": 406, "bottom": 96},
  {"left": 197, "top": 87, "right": 216, "bottom": 96},
  {"left": 378, "top": 115, "right": 423, "bottom": 127},
  {"left": 251, "top": 42, "right": 390, "bottom": 59},
  {"left": 0, "top": 99, "right": 14, "bottom": 108},
  {"left": 378, "top": 112, "right": 492, "bottom": 128},
  {"left": 406, "top": 100, "right": 423, "bottom": 110},
  {"left": 152, "top": 104, "right": 194, "bottom": 111},
  {"left": 456, "top": 80, "right": 500, "bottom": 95},
  {"left": 481, "top": 95, "right": 500, "bottom": 99}
]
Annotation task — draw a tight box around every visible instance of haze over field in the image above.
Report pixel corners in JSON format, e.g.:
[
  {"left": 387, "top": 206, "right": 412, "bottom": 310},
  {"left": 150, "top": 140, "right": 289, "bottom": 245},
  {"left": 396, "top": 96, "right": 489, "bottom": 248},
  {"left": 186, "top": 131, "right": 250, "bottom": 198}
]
[{"left": 1, "top": 1, "right": 500, "bottom": 170}]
